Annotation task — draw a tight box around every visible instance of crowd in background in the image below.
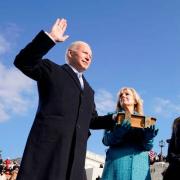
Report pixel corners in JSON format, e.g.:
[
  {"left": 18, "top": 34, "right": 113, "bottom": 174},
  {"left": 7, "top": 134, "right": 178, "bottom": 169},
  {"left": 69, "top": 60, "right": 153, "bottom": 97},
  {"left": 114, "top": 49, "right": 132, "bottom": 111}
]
[
  {"left": 0, "top": 155, "right": 19, "bottom": 180},
  {"left": 148, "top": 150, "right": 167, "bottom": 165},
  {"left": 0, "top": 148, "right": 167, "bottom": 180}
]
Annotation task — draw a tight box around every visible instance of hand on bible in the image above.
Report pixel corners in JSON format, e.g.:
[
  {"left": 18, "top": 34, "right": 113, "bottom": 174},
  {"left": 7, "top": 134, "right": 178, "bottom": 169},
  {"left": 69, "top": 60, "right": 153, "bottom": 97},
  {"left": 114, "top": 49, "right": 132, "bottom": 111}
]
[
  {"left": 115, "top": 119, "right": 131, "bottom": 137},
  {"left": 144, "top": 125, "right": 158, "bottom": 141}
]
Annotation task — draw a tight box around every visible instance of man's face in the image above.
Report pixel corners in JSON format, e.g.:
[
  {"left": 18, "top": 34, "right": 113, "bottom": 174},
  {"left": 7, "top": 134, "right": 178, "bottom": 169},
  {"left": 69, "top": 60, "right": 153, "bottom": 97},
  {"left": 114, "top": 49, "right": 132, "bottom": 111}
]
[{"left": 68, "top": 44, "right": 92, "bottom": 72}]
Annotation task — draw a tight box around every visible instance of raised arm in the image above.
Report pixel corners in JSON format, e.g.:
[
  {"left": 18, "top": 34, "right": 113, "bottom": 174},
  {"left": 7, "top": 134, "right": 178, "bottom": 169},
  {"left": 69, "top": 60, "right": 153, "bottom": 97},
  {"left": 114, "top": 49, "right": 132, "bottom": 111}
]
[{"left": 14, "top": 18, "right": 69, "bottom": 80}]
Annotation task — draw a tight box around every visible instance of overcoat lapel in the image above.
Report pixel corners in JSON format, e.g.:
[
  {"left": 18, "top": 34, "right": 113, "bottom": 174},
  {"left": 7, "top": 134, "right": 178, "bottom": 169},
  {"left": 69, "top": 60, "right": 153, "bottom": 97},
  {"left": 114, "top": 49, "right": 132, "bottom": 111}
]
[{"left": 62, "top": 64, "right": 82, "bottom": 90}]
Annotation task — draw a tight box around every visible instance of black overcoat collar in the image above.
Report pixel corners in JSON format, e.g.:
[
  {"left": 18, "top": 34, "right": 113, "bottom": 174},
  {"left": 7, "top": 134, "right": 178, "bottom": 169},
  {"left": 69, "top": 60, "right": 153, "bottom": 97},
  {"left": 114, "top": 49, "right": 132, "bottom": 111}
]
[{"left": 62, "top": 64, "right": 85, "bottom": 91}]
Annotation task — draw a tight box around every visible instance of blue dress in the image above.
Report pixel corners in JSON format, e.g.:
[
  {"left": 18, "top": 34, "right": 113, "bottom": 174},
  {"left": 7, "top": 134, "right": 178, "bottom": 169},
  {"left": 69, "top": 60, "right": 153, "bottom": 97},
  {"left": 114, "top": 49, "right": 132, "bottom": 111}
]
[{"left": 101, "top": 113, "right": 154, "bottom": 180}]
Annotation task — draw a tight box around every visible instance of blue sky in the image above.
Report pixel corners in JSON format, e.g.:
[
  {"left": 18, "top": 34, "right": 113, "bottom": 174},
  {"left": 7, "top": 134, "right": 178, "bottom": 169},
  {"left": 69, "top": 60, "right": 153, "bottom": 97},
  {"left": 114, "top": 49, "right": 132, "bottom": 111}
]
[{"left": 0, "top": 0, "right": 180, "bottom": 159}]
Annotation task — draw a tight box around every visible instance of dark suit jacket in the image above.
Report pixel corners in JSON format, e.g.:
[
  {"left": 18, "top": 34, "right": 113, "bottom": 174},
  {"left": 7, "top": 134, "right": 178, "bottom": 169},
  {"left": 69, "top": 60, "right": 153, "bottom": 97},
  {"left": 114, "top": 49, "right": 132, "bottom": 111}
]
[
  {"left": 163, "top": 121, "right": 180, "bottom": 180},
  {"left": 14, "top": 31, "right": 114, "bottom": 180}
]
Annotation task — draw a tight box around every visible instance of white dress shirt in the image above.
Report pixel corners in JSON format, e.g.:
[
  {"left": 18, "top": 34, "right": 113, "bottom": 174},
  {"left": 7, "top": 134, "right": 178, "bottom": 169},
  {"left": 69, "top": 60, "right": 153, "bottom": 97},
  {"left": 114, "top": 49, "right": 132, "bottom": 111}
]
[{"left": 68, "top": 64, "right": 84, "bottom": 89}]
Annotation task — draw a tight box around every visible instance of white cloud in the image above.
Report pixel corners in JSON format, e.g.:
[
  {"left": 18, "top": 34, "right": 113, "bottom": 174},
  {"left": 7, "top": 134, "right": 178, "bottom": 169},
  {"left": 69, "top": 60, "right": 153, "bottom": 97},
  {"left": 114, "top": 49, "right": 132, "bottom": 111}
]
[
  {"left": 0, "top": 35, "right": 10, "bottom": 55},
  {"left": 0, "top": 23, "right": 34, "bottom": 122},
  {"left": 0, "top": 62, "right": 35, "bottom": 122},
  {"left": 0, "top": 23, "right": 21, "bottom": 56},
  {"left": 0, "top": 104, "right": 9, "bottom": 122},
  {"left": 153, "top": 97, "right": 180, "bottom": 118},
  {"left": 95, "top": 89, "right": 116, "bottom": 115}
]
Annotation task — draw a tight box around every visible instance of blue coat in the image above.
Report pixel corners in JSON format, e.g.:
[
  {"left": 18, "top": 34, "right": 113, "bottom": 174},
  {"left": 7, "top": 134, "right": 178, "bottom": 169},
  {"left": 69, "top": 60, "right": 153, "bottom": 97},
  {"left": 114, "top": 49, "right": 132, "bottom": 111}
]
[{"left": 101, "top": 113, "right": 153, "bottom": 180}]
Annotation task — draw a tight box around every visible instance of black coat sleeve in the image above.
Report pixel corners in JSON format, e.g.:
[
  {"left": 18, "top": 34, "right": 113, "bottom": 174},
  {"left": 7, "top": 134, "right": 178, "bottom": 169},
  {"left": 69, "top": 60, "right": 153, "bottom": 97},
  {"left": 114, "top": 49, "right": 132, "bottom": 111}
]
[
  {"left": 14, "top": 31, "right": 55, "bottom": 80},
  {"left": 89, "top": 105, "right": 115, "bottom": 130}
]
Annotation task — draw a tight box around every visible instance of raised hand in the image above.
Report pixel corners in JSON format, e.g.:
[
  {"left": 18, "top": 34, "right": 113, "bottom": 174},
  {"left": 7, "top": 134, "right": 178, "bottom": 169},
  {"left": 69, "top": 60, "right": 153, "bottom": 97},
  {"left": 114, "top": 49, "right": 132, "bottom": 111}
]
[{"left": 48, "top": 18, "right": 69, "bottom": 42}]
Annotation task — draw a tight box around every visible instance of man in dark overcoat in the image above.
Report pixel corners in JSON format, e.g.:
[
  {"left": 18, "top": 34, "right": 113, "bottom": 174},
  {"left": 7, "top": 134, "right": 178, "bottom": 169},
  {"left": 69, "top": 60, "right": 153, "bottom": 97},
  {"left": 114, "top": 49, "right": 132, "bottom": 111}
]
[{"left": 14, "top": 18, "right": 115, "bottom": 180}]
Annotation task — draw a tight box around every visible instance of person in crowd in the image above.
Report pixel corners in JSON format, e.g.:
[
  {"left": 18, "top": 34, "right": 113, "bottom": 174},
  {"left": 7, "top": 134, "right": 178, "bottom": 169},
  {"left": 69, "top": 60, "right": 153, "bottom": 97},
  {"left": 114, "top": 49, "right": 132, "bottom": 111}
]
[
  {"left": 14, "top": 18, "right": 115, "bottom": 180},
  {"left": 148, "top": 150, "right": 156, "bottom": 165},
  {"left": 4, "top": 158, "right": 10, "bottom": 172},
  {"left": 9, "top": 166, "right": 19, "bottom": 180},
  {"left": 101, "top": 87, "right": 158, "bottom": 180},
  {"left": 0, "top": 170, "right": 7, "bottom": 180},
  {"left": 163, "top": 117, "right": 180, "bottom": 180},
  {"left": 0, "top": 152, "right": 2, "bottom": 165}
]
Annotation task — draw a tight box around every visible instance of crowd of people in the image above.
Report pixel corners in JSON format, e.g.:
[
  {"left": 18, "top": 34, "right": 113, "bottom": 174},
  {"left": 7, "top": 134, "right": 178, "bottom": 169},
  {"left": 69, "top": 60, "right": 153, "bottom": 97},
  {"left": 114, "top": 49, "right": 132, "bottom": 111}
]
[
  {"left": 0, "top": 157, "right": 19, "bottom": 180},
  {"left": 0, "top": 149, "right": 171, "bottom": 180},
  {"left": 148, "top": 150, "right": 167, "bottom": 165}
]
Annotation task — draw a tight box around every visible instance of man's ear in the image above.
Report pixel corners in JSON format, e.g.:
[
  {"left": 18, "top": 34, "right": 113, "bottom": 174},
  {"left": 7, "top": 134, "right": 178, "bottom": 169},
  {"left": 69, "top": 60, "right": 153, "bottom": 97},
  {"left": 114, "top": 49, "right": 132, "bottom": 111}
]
[{"left": 67, "top": 50, "right": 72, "bottom": 59}]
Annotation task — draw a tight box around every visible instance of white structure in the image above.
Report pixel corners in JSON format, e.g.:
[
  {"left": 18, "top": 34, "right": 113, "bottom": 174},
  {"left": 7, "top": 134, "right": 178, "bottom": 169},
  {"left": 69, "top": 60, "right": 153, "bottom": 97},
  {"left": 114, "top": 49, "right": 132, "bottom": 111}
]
[
  {"left": 85, "top": 151, "right": 105, "bottom": 180},
  {"left": 150, "top": 162, "right": 169, "bottom": 180},
  {"left": 85, "top": 151, "right": 169, "bottom": 180}
]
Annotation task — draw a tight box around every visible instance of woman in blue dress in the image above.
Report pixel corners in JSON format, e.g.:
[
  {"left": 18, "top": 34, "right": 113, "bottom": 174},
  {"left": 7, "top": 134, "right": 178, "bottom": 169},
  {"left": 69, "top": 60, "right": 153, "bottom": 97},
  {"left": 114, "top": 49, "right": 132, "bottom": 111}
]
[{"left": 101, "top": 87, "right": 158, "bottom": 180}]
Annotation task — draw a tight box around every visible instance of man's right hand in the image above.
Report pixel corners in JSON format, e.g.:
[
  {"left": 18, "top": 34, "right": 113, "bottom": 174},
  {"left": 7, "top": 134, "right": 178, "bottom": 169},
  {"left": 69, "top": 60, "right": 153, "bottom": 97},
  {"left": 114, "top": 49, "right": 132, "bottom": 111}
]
[{"left": 48, "top": 18, "right": 69, "bottom": 42}]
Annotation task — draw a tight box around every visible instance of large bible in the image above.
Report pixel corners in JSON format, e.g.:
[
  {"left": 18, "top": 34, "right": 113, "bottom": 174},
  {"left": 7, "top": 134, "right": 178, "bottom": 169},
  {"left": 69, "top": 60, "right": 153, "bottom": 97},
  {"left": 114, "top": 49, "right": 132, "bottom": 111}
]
[{"left": 116, "top": 112, "right": 156, "bottom": 128}]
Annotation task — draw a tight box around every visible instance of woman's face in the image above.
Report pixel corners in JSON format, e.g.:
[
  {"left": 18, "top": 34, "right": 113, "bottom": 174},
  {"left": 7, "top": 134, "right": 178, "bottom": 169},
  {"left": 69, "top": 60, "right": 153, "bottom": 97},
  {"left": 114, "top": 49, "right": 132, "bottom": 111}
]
[{"left": 119, "top": 89, "right": 135, "bottom": 108}]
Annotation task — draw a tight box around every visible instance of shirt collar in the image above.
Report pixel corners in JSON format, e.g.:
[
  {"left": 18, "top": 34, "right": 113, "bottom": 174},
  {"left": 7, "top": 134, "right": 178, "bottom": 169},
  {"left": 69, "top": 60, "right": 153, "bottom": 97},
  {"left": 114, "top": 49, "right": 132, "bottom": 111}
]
[{"left": 68, "top": 64, "right": 83, "bottom": 76}]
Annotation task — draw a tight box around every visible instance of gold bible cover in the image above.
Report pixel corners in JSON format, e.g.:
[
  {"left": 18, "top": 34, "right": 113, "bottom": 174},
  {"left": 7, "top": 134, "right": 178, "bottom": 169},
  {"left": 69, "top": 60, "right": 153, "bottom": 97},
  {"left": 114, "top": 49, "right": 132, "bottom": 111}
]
[{"left": 116, "top": 112, "right": 156, "bottom": 128}]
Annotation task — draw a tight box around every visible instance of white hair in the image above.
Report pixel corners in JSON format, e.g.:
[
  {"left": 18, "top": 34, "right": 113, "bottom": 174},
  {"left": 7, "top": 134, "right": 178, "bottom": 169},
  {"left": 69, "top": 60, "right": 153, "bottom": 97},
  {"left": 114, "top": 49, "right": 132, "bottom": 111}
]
[{"left": 65, "top": 41, "right": 92, "bottom": 63}]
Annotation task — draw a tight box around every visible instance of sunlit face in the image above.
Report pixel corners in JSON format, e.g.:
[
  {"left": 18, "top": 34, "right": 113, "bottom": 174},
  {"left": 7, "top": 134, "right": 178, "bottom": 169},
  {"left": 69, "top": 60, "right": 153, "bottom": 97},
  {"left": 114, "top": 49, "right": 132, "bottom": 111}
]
[
  {"left": 68, "top": 44, "right": 92, "bottom": 72},
  {"left": 119, "top": 89, "right": 135, "bottom": 108}
]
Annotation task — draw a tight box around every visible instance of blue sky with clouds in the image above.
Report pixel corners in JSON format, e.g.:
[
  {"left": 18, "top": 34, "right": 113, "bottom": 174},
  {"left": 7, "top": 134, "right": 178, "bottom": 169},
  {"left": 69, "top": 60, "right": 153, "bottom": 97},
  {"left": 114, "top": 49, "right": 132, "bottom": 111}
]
[{"left": 0, "top": 0, "right": 180, "bottom": 159}]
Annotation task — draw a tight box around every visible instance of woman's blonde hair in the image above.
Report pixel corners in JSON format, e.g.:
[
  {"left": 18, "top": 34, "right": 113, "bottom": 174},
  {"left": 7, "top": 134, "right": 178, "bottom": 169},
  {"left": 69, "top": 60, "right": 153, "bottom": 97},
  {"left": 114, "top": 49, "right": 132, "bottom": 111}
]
[{"left": 116, "top": 87, "right": 144, "bottom": 115}]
